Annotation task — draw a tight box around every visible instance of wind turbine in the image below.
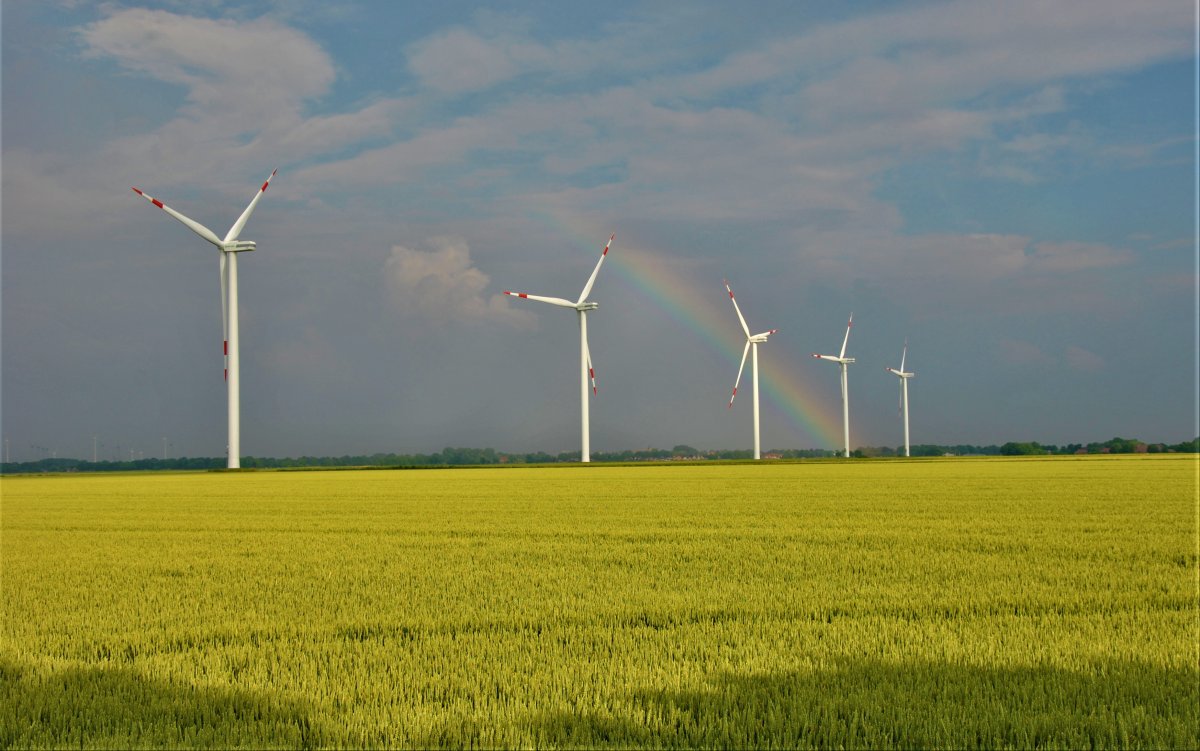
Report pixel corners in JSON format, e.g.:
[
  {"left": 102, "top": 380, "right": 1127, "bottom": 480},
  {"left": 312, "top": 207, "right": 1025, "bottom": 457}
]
[
  {"left": 132, "top": 169, "right": 277, "bottom": 469},
  {"left": 886, "top": 340, "right": 915, "bottom": 457},
  {"left": 813, "top": 314, "right": 855, "bottom": 458},
  {"left": 505, "top": 234, "right": 615, "bottom": 463},
  {"left": 724, "top": 280, "right": 778, "bottom": 460}
]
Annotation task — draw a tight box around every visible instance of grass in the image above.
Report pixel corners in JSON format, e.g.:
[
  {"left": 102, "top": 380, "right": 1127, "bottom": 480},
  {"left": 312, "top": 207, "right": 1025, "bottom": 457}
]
[{"left": 2, "top": 454, "right": 1196, "bottom": 748}]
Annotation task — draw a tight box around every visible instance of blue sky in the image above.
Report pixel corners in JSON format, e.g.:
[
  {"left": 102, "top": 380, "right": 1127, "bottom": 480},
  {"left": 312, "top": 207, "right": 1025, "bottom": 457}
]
[{"left": 2, "top": 0, "right": 1195, "bottom": 461}]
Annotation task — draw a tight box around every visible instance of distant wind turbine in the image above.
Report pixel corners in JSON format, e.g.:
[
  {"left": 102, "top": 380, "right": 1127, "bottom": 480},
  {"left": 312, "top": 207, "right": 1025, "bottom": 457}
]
[
  {"left": 505, "top": 234, "right": 615, "bottom": 463},
  {"left": 886, "top": 340, "right": 915, "bottom": 457},
  {"left": 813, "top": 314, "right": 855, "bottom": 458},
  {"left": 724, "top": 280, "right": 778, "bottom": 460},
  {"left": 132, "top": 170, "right": 277, "bottom": 469}
]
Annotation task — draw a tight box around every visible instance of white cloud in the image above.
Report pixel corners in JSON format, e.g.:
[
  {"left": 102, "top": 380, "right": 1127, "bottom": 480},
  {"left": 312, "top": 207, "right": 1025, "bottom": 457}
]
[
  {"left": 276, "top": 0, "right": 1192, "bottom": 227},
  {"left": 0, "top": 7, "right": 413, "bottom": 247},
  {"left": 287, "top": 116, "right": 496, "bottom": 192},
  {"left": 406, "top": 27, "right": 539, "bottom": 94},
  {"left": 670, "top": 0, "right": 1188, "bottom": 160},
  {"left": 80, "top": 9, "right": 333, "bottom": 128},
  {"left": 269, "top": 99, "right": 403, "bottom": 157},
  {"left": 296, "top": 0, "right": 1187, "bottom": 224},
  {"left": 409, "top": 29, "right": 511, "bottom": 93},
  {"left": 383, "top": 238, "right": 534, "bottom": 328},
  {"left": 735, "top": 0, "right": 1187, "bottom": 102},
  {"left": 77, "top": 8, "right": 400, "bottom": 197}
]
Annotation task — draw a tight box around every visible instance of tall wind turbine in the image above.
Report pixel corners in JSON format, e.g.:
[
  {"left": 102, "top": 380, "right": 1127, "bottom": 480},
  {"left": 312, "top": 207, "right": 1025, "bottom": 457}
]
[
  {"left": 724, "top": 280, "right": 778, "bottom": 460},
  {"left": 886, "top": 340, "right": 915, "bottom": 457},
  {"left": 505, "top": 234, "right": 614, "bottom": 463},
  {"left": 813, "top": 314, "right": 855, "bottom": 458},
  {"left": 132, "top": 169, "right": 277, "bottom": 469}
]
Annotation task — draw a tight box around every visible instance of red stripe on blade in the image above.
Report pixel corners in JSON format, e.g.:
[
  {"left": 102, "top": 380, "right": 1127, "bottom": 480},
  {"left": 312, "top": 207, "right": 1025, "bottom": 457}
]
[{"left": 152, "top": 199, "right": 163, "bottom": 208}]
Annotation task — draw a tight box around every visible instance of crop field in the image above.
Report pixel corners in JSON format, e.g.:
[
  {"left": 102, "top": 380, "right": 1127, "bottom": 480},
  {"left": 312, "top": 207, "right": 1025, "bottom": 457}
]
[{"left": 1, "top": 455, "right": 1197, "bottom": 749}]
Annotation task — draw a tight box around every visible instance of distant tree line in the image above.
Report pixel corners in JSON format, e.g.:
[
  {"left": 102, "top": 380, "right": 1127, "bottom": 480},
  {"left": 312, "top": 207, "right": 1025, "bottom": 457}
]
[
  {"left": 854, "top": 436, "right": 1199, "bottom": 458},
  {"left": 3, "top": 437, "right": 1195, "bottom": 474}
]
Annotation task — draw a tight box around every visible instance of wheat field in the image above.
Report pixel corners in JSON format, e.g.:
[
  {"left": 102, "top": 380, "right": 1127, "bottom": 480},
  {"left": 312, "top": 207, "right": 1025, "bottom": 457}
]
[{"left": 2, "top": 455, "right": 1196, "bottom": 748}]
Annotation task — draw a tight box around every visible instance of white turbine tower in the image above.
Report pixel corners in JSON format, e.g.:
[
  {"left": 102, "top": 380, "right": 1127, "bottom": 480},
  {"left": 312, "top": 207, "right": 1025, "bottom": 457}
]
[
  {"left": 132, "top": 169, "right": 277, "bottom": 469},
  {"left": 724, "top": 280, "right": 778, "bottom": 461},
  {"left": 813, "top": 314, "right": 855, "bottom": 458},
  {"left": 505, "top": 234, "right": 615, "bottom": 463},
  {"left": 886, "top": 340, "right": 915, "bottom": 457}
]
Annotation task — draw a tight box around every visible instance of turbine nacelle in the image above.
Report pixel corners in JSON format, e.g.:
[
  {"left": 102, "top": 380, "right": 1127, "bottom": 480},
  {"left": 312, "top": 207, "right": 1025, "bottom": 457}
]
[
  {"left": 223, "top": 240, "right": 257, "bottom": 253},
  {"left": 749, "top": 329, "right": 776, "bottom": 344},
  {"left": 813, "top": 354, "right": 854, "bottom": 364},
  {"left": 576, "top": 301, "right": 599, "bottom": 312},
  {"left": 886, "top": 367, "right": 914, "bottom": 378}
]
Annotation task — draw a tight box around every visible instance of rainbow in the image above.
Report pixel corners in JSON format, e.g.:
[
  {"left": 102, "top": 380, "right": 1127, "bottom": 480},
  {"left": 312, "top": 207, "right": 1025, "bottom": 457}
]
[{"left": 529, "top": 211, "right": 845, "bottom": 450}]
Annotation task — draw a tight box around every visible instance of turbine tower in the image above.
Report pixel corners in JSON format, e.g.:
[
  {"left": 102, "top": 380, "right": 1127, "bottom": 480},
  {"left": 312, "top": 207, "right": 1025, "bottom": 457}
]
[
  {"left": 132, "top": 169, "right": 277, "bottom": 469},
  {"left": 724, "top": 280, "right": 778, "bottom": 460},
  {"left": 886, "top": 340, "right": 915, "bottom": 457},
  {"left": 505, "top": 234, "right": 614, "bottom": 463},
  {"left": 813, "top": 314, "right": 855, "bottom": 458}
]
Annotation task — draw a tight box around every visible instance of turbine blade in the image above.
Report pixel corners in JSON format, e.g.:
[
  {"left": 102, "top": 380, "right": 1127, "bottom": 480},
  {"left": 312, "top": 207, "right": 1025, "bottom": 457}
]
[
  {"left": 900, "top": 339, "right": 907, "bottom": 373},
  {"left": 219, "top": 253, "right": 228, "bottom": 381},
  {"left": 585, "top": 338, "right": 598, "bottom": 395},
  {"left": 724, "top": 280, "right": 751, "bottom": 339},
  {"left": 729, "top": 340, "right": 751, "bottom": 407},
  {"left": 754, "top": 329, "right": 779, "bottom": 340},
  {"left": 503, "top": 291, "right": 577, "bottom": 308},
  {"left": 132, "top": 187, "right": 223, "bottom": 248},
  {"left": 219, "top": 253, "right": 228, "bottom": 343},
  {"left": 577, "top": 233, "right": 614, "bottom": 304},
  {"left": 225, "top": 169, "right": 277, "bottom": 243},
  {"left": 839, "top": 313, "right": 853, "bottom": 360}
]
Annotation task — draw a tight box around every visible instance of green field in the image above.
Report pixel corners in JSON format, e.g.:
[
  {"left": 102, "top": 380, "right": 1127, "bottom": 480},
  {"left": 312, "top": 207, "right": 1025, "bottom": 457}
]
[{"left": 2, "top": 455, "right": 1197, "bottom": 749}]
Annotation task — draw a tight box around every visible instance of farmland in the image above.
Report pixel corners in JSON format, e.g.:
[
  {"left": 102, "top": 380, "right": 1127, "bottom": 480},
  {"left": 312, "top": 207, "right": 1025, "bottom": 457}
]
[{"left": 2, "top": 455, "right": 1197, "bottom": 749}]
